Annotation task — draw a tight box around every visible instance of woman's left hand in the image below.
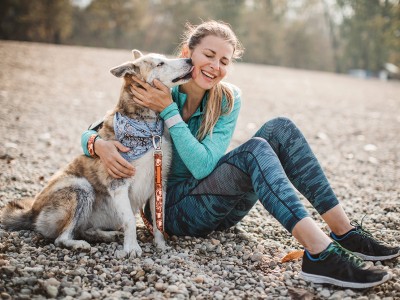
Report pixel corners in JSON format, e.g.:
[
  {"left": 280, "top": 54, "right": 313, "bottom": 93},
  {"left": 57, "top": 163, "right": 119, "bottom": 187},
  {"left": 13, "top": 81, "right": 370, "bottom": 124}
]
[{"left": 130, "top": 77, "right": 173, "bottom": 113}]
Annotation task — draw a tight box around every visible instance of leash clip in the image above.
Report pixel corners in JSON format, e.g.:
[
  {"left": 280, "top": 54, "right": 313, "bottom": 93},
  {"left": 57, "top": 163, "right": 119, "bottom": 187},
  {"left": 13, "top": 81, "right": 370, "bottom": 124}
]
[{"left": 152, "top": 135, "right": 162, "bottom": 151}]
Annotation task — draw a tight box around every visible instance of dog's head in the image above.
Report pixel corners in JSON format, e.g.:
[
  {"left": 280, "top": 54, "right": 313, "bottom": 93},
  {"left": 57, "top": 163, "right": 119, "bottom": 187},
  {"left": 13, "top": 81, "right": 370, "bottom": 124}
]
[{"left": 110, "top": 50, "right": 193, "bottom": 88}]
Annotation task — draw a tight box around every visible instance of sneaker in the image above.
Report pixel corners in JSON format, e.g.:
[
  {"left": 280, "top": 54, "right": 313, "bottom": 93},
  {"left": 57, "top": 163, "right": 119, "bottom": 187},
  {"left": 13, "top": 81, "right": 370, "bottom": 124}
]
[
  {"left": 330, "top": 221, "right": 400, "bottom": 261},
  {"left": 300, "top": 242, "right": 390, "bottom": 289}
]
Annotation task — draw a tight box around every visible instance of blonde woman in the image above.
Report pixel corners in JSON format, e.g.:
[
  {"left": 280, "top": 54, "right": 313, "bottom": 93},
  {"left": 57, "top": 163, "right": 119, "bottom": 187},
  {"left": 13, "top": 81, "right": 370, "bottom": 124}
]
[{"left": 82, "top": 20, "right": 399, "bottom": 289}]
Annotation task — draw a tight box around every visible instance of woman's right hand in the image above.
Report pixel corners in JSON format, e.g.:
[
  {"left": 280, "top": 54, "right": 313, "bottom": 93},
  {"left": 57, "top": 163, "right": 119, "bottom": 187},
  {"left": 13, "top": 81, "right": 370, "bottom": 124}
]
[{"left": 94, "top": 139, "right": 135, "bottom": 178}]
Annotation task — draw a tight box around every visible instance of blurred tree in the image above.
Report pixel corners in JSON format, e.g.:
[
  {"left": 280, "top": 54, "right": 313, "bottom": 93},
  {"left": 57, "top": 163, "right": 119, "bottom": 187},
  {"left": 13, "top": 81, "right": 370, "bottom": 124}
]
[
  {"left": 0, "top": 0, "right": 73, "bottom": 43},
  {"left": 281, "top": 0, "right": 334, "bottom": 71},
  {"left": 240, "top": 0, "right": 284, "bottom": 65},
  {"left": 337, "top": 0, "right": 399, "bottom": 72},
  {"left": 70, "top": 0, "right": 147, "bottom": 48}
]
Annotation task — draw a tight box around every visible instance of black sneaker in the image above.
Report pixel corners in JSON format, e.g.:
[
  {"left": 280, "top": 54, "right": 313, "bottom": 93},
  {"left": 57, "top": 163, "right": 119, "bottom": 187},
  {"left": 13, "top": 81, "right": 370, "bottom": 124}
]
[
  {"left": 300, "top": 242, "right": 390, "bottom": 289},
  {"left": 330, "top": 221, "right": 400, "bottom": 261}
]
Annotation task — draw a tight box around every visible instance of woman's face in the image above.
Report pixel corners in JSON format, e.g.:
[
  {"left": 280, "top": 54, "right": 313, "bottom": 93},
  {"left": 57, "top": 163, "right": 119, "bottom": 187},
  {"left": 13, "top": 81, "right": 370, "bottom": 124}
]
[{"left": 187, "top": 35, "right": 234, "bottom": 91}]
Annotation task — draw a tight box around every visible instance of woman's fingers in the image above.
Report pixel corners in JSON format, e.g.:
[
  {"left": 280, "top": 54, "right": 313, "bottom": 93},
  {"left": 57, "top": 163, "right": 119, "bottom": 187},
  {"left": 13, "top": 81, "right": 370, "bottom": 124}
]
[
  {"left": 130, "top": 77, "right": 172, "bottom": 112},
  {"left": 107, "top": 168, "right": 121, "bottom": 179},
  {"left": 105, "top": 157, "right": 134, "bottom": 178},
  {"left": 153, "top": 79, "right": 169, "bottom": 93},
  {"left": 95, "top": 139, "right": 135, "bottom": 179},
  {"left": 132, "top": 76, "right": 151, "bottom": 90}
]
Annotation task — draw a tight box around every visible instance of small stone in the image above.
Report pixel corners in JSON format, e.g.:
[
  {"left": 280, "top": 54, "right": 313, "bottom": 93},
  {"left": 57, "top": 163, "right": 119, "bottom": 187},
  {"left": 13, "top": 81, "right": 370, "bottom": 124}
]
[
  {"left": 79, "top": 291, "right": 92, "bottom": 300},
  {"left": 368, "top": 157, "right": 379, "bottom": 164},
  {"left": 0, "top": 293, "right": 11, "bottom": 300},
  {"left": 193, "top": 275, "right": 205, "bottom": 284},
  {"left": 114, "top": 249, "right": 127, "bottom": 259},
  {"left": 135, "top": 281, "right": 146, "bottom": 291},
  {"left": 45, "top": 277, "right": 60, "bottom": 287},
  {"left": 211, "top": 238, "right": 220, "bottom": 245},
  {"left": 364, "top": 144, "right": 377, "bottom": 152},
  {"left": 91, "top": 290, "right": 101, "bottom": 298},
  {"left": 73, "top": 276, "right": 82, "bottom": 285},
  {"left": 46, "top": 285, "right": 58, "bottom": 298},
  {"left": 167, "top": 285, "right": 179, "bottom": 293},
  {"left": 112, "top": 291, "right": 132, "bottom": 298},
  {"left": 329, "top": 291, "right": 344, "bottom": 300},
  {"left": 0, "top": 260, "right": 8, "bottom": 266},
  {"left": 1, "top": 266, "right": 16, "bottom": 276},
  {"left": 63, "top": 287, "right": 76, "bottom": 297},
  {"left": 155, "top": 282, "right": 166, "bottom": 291},
  {"left": 320, "top": 289, "right": 331, "bottom": 298},
  {"left": 20, "top": 289, "right": 31, "bottom": 295},
  {"left": 134, "top": 269, "right": 145, "bottom": 279},
  {"left": 250, "top": 252, "right": 264, "bottom": 262}
]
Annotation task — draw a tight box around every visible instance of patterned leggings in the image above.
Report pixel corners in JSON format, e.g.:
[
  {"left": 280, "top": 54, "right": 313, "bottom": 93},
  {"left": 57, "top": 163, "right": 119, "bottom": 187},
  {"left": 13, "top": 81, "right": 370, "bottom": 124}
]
[{"left": 163, "top": 117, "right": 339, "bottom": 237}]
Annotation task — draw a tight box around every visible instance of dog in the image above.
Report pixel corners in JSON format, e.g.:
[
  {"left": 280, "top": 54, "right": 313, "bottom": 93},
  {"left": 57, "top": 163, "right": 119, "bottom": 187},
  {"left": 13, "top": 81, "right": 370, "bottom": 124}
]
[{"left": 0, "top": 50, "right": 193, "bottom": 257}]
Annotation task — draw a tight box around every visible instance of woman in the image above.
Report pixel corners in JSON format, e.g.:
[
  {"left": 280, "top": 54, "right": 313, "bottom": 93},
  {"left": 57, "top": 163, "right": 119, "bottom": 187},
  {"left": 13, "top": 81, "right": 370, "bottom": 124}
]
[{"left": 82, "top": 20, "right": 399, "bottom": 289}]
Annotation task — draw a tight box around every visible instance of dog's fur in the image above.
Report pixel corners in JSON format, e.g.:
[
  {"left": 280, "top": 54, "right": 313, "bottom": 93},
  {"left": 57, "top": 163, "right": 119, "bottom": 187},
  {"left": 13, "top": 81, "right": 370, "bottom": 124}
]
[{"left": 0, "top": 50, "right": 193, "bottom": 257}]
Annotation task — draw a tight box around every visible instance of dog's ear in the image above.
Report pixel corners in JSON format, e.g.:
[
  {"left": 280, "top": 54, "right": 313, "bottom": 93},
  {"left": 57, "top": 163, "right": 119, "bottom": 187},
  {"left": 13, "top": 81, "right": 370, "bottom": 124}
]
[
  {"left": 132, "top": 49, "right": 143, "bottom": 60},
  {"left": 110, "top": 62, "right": 139, "bottom": 78}
]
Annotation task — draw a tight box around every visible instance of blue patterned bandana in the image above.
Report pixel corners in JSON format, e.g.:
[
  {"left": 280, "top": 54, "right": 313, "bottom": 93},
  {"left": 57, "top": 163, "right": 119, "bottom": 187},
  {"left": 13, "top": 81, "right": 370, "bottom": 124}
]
[{"left": 114, "top": 112, "right": 163, "bottom": 162}]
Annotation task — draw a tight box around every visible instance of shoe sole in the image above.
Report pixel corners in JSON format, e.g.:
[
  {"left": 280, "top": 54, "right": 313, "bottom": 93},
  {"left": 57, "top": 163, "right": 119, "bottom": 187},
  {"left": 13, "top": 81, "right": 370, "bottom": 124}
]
[
  {"left": 299, "top": 271, "right": 390, "bottom": 289},
  {"left": 353, "top": 250, "right": 400, "bottom": 261}
]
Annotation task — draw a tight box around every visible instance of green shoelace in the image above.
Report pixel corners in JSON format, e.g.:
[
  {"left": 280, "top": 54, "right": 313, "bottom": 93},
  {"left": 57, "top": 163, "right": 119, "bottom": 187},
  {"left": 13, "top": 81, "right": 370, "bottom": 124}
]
[{"left": 319, "top": 242, "right": 365, "bottom": 268}]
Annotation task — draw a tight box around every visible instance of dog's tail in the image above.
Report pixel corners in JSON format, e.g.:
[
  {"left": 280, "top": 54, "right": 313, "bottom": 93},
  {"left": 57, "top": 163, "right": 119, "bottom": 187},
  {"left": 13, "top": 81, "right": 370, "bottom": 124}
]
[{"left": 0, "top": 198, "right": 35, "bottom": 230}]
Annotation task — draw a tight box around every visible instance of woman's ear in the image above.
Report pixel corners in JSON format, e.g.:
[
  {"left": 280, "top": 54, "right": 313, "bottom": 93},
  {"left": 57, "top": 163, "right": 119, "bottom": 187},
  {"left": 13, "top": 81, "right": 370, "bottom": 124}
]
[{"left": 180, "top": 45, "right": 190, "bottom": 58}]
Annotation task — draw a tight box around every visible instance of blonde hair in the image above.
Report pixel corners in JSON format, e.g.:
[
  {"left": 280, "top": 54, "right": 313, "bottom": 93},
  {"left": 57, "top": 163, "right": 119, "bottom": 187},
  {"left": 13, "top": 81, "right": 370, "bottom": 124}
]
[{"left": 178, "top": 20, "right": 244, "bottom": 140}]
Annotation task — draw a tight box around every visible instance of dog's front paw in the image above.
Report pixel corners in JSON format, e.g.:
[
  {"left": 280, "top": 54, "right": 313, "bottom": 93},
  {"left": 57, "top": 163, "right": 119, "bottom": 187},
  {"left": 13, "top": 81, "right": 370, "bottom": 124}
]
[
  {"left": 155, "top": 239, "right": 167, "bottom": 251},
  {"left": 71, "top": 240, "right": 91, "bottom": 252},
  {"left": 55, "top": 238, "right": 91, "bottom": 252},
  {"left": 154, "top": 231, "right": 167, "bottom": 251},
  {"left": 125, "top": 241, "right": 142, "bottom": 258}
]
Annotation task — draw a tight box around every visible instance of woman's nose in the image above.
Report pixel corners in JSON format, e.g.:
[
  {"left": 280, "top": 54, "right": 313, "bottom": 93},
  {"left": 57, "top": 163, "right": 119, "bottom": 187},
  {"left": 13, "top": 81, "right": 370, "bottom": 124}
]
[{"left": 210, "top": 59, "right": 220, "bottom": 70}]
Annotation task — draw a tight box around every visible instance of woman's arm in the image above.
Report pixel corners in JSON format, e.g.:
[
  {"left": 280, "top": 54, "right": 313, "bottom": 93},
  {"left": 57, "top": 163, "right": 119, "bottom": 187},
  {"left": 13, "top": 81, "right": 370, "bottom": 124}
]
[
  {"left": 81, "top": 130, "right": 135, "bottom": 178},
  {"left": 161, "top": 88, "right": 241, "bottom": 179}
]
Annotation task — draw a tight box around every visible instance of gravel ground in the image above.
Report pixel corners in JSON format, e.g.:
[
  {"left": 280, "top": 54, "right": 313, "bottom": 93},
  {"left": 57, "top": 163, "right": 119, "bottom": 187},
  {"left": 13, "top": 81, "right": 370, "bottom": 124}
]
[{"left": 0, "top": 41, "right": 399, "bottom": 299}]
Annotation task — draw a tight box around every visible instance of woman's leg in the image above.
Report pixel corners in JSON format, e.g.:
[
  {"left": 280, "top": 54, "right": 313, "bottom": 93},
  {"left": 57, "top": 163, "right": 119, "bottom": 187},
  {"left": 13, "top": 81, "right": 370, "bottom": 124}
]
[
  {"left": 165, "top": 137, "right": 315, "bottom": 238},
  {"left": 254, "top": 117, "right": 355, "bottom": 235},
  {"left": 252, "top": 117, "right": 399, "bottom": 260},
  {"left": 253, "top": 117, "right": 340, "bottom": 217}
]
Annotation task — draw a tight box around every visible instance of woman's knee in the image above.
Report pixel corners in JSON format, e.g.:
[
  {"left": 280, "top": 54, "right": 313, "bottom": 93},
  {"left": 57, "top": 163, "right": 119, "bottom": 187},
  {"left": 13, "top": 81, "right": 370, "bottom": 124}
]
[
  {"left": 265, "top": 116, "right": 297, "bottom": 131},
  {"left": 241, "top": 137, "right": 272, "bottom": 154}
]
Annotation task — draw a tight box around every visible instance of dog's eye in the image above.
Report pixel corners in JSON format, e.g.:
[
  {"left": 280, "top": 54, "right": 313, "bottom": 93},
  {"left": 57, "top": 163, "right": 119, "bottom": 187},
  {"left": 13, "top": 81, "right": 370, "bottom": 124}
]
[{"left": 157, "top": 62, "right": 165, "bottom": 67}]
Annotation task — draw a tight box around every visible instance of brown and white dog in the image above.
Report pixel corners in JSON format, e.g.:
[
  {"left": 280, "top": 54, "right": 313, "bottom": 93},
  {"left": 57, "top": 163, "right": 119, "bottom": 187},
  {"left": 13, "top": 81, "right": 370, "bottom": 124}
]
[{"left": 0, "top": 50, "right": 193, "bottom": 257}]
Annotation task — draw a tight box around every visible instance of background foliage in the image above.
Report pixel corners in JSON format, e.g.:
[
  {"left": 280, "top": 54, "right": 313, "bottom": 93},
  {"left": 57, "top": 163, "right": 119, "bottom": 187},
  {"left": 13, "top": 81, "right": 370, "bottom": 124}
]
[{"left": 0, "top": 0, "right": 399, "bottom": 73}]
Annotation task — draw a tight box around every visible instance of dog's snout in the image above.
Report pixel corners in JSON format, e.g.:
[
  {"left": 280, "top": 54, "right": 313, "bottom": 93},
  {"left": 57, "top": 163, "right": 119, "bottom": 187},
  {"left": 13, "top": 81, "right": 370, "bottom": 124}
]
[{"left": 186, "top": 58, "right": 192, "bottom": 65}]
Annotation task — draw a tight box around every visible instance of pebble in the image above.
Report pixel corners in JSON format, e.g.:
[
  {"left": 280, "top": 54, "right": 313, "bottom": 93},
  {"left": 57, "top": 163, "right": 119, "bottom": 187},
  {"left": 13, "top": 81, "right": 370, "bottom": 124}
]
[
  {"left": 193, "top": 275, "right": 205, "bottom": 284},
  {"left": 167, "top": 285, "right": 179, "bottom": 293},
  {"left": 155, "top": 282, "right": 166, "bottom": 291},
  {"left": 46, "top": 285, "right": 58, "bottom": 298},
  {"left": 63, "top": 287, "right": 76, "bottom": 297},
  {"left": 320, "top": 289, "right": 331, "bottom": 298},
  {"left": 79, "top": 291, "right": 92, "bottom": 300}
]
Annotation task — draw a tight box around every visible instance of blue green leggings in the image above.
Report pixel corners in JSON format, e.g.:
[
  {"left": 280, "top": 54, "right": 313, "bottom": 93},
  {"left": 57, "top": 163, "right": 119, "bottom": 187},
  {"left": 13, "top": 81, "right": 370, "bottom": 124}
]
[{"left": 162, "top": 117, "right": 339, "bottom": 237}]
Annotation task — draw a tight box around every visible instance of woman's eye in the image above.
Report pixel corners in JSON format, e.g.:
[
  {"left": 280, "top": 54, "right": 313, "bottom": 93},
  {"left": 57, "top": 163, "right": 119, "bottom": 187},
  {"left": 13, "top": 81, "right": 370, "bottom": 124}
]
[{"left": 157, "top": 62, "right": 164, "bottom": 67}]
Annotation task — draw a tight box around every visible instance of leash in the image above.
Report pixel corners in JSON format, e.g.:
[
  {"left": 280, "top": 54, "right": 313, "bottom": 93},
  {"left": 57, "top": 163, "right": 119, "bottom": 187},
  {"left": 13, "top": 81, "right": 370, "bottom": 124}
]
[{"left": 140, "top": 135, "right": 168, "bottom": 238}]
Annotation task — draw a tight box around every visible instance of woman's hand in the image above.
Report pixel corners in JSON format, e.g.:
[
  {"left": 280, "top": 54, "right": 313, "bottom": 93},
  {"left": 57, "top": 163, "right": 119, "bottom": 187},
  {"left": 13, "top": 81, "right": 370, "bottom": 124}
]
[
  {"left": 94, "top": 139, "right": 135, "bottom": 179},
  {"left": 130, "top": 77, "right": 172, "bottom": 113}
]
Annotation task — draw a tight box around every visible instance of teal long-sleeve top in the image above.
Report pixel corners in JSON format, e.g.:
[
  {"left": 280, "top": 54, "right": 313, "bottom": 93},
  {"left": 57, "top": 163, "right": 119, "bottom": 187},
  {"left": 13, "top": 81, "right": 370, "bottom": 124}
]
[{"left": 81, "top": 83, "right": 241, "bottom": 187}]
